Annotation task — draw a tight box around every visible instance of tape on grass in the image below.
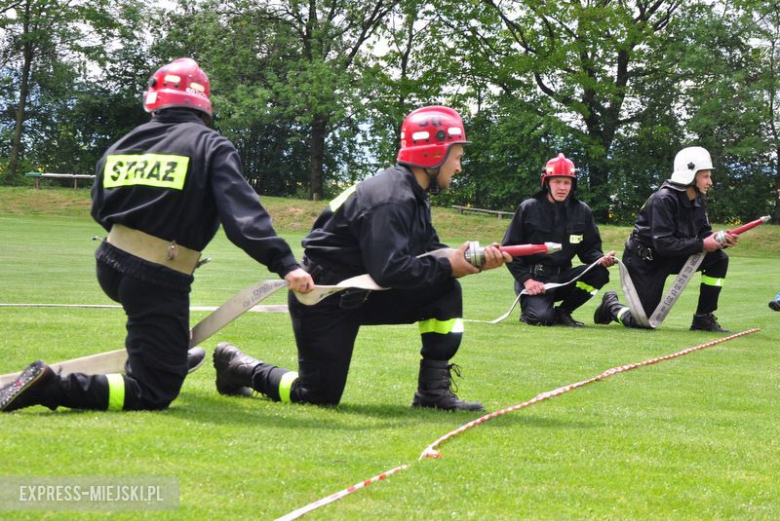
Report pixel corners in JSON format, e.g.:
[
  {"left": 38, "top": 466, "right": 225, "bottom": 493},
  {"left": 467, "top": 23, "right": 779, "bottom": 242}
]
[
  {"left": 275, "top": 329, "right": 760, "bottom": 520},
  {"left": 274, "top": 465, "right": 409, "bottom": 521}
]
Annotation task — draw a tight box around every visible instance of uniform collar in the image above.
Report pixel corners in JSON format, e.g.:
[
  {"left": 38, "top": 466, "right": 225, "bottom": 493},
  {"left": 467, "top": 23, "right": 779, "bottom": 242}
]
[
  {"left": 397, "top": 164, "right": 428, "bottom": 201},
  {"left": 662, "top": 181, "right": 702, "bottom": 207},
  {"left": 661, "top": 180, "right": 688, "bottom": 192},
  {"left": 152, "top": 110, "right": 207, "bottom": 125}
]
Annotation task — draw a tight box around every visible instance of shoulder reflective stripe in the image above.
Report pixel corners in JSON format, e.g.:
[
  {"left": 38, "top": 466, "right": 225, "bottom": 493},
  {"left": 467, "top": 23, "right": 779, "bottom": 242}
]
[
  {"left": 576, "top": 280, "right": 597, "bottom": 295},
  {"left": 418, "top": 318, "right": 464, "bottom": 335},
  {"left": 103, "top": 154, "right": 190, "bottom": 190},
  {"left": 701, "top": 274, "right": 724, "bottom": 287},
  {"left": 106, "top": 373, "right": 125, "bottom": 411},
  {"left": 329, "top": 185, "right": 357, "bottom": 212},
  {"left": 279, "top": 371, "right": 299, "bottom": 403}
]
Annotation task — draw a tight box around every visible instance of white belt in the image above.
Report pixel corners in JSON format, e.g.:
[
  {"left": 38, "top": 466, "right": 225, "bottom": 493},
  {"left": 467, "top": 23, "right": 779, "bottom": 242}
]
[{"left": 107, "top": 224, "right": 201, "bottom": 275}]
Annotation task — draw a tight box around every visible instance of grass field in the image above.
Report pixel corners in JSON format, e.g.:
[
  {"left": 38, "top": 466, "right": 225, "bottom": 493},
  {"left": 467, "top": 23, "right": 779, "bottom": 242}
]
[{"left": 1, "top": 187, "right": 779, "bottom": 520}]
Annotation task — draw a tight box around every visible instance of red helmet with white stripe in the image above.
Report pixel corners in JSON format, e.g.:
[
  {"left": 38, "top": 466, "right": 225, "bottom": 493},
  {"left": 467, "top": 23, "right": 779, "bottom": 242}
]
[
  {"left": 397, "top": 106, "right": 470, "bottom": 169},
  {"left": 143, "top": 58, "right": 212, "bottom": 117},
  {"left": 541, "top": 153, "right": 577, "bottom": 188}
]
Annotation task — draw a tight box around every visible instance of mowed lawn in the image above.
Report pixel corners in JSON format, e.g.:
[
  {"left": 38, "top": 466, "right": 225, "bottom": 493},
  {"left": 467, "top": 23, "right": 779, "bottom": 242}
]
[{"left": 1, "top": 189, "right": 779, "bottom": 520}]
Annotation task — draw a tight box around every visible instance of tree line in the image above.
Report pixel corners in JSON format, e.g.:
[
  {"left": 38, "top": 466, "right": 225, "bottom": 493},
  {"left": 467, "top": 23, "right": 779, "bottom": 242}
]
[{"left": 1, "top": 0, "right": 778, "bottom": 224}]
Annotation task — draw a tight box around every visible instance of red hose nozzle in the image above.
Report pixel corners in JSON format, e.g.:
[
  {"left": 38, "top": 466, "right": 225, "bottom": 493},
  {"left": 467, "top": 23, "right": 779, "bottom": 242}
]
[
  {"left": 465, "top": 241, "right": 562, "bottom": 267},
  {"left": 714, "top": 216, "right": 770, "bottom": 244}
]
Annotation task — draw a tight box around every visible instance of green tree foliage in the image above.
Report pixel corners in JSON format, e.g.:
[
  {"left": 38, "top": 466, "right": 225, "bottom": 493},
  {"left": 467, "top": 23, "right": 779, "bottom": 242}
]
[
  {"left": 155, "top": 0, "right": 400, "bottom": 200},
  {"left": 746, "top": 0, "right": 780, "bottom": 222},
  {"left": 0, "top": 0, "right": 149, "bottom": 183},
  {"left": 0, "top": 0, "right": 777, "bottom": 225},
  {"left": 459, "top": 0, "right": 685, "bottom": 221},
  {"left": 669, "top": 1, "right": 777, "bottom": 223}
]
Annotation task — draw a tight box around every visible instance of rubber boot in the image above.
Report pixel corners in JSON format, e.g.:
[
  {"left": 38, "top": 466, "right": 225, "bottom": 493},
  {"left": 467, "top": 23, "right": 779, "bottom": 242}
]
[
  {"left": 0, "top": 361, "right": 60, "bottom": 412},
  {"left": 411, "top": 359, "right": 484, "bottom": 412},
  {"left": 769, "top": 291, "right": 780, "bottom": 311},
  {"left": 690, "top": 313, "right": 730, "bottom": 333},
  {"left": 187, "top": 347, "right": 206, "bottom": 374},
  {"left": 593, "top": 291, "right": 622, "bottom": 325},
  {"left": 553, "top": 307, "right": 584, "bottom": 327},
  {"left": 213, "top": 342, "right": 261, "bottom": 397}
]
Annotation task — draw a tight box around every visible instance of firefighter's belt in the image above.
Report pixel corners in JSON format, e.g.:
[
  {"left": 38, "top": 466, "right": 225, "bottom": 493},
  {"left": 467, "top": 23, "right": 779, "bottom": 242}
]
[
  {"left": 625, "top": 238, "right": 654, "bottom": 262},
  {"left": 107, "top": 224, "right": 201, "bottom": 275}
]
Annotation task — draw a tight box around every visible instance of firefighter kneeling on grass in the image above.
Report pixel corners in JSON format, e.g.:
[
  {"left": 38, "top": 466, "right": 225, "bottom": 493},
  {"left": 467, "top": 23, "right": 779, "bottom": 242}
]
[
  {"left": 0, "top": 58, "right": 313, "bottom": 413},
  {"left": 502, "top": 153, "right": 617, "bottom": 327},
  {"left": 213, "top": 106, "right": 512, "bottom": 412},
  {"left": 593, "top": 146, "right": 738, "bottom": 331}
]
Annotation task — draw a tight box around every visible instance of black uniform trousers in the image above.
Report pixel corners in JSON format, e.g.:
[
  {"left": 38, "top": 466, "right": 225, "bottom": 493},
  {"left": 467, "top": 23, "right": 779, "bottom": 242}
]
[
  {"left": 286, "top": 278, "right": 463, "bottom": 406},
  {"left": 618, "top": 247, "right": 729, "bottom": 328},
  {"left": 517, "top": 264, "right": 609, "bottom": 325},
  {"left": 49, "top": 243, "right": 191, "bottom": 411}
]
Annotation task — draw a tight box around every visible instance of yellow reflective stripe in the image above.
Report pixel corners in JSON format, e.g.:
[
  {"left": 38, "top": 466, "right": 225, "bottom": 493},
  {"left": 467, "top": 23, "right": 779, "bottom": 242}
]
[
  {"left": 329, "top": 185, "right": 357, "bottom": 212},
  {"left": 616, "top": 307, "right": 630, "bottom": 325},
  {"left": 576, "top": 280, "right": 597, "bottom": 295},
  {"left": 279, "top": 371, "right": 298, "bottom": 403},
  {"left": 106, "top": 373, "right": 125, "bottom": 411},
  {"left": 103, "top": 154, "right": 190, "bottom": 190},
  {"left": 418, "top": 318, "right": 464, "bottom": 335},
  {"left": 701, "top": 275, "right": 724, "bottom": 287}
]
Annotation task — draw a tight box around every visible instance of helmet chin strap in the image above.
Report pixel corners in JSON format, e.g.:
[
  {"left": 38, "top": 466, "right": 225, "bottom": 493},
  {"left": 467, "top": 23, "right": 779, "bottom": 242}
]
[{"left": 424, "top": 168, "right": 442, "bottom": 194}]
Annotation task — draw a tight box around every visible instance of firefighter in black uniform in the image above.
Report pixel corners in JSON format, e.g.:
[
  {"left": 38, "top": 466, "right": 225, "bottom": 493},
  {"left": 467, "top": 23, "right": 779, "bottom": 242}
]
[
  {"left": 594, "top": 146, "right": 738, "bottom": 331},
  {"left": 213, "top": 106, "right": 511, "bottom": 411},
  {"left": 502, "top": 153, "right": 616, "bottom": 327},
  {"left": 0, "top": 58, "right": 313, "bottom": 413}
]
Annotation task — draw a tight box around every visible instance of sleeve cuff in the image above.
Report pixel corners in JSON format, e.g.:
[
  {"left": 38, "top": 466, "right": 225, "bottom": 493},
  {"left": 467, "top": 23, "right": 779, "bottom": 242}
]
[{"left": 274, "top": 257, "right": 302, "bottom": 278}]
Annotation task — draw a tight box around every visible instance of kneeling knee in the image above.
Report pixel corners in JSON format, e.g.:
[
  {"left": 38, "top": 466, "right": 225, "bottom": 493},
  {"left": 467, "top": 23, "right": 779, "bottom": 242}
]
[{"left": 521, "top": 310, "right": 554, "bottom": 326}]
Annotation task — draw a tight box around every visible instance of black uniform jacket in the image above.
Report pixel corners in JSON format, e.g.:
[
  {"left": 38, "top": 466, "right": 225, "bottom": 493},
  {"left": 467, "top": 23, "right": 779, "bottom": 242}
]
[
  {"left": 91, "top": 110, "right": 299, "bottom": 277},
  {"left": 502, "top": 193, "right": 604, "bottom": 284},
  {"left": 302, "top": 165, "right": 452, "bottom": 289},
  {"left": 628, "top": 181, "right": 712, "bottom": 259}
]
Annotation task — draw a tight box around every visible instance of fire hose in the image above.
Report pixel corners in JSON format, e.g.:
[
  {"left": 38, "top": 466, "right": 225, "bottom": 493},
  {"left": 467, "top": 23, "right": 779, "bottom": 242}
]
[
  {"left": 618, "top": 216, "right": 770, "bottom": 329},
  {"left": 0, "top": 242, "right": 556, "bottom": 384},
  {"left": 485, "top": 216, "right": 770, "bottom": 326}
]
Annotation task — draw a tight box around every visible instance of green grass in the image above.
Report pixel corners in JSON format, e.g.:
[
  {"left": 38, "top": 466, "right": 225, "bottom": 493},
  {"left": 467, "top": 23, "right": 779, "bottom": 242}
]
[{"left": 1, "top": 188, "right": 779, "bottom": 520}]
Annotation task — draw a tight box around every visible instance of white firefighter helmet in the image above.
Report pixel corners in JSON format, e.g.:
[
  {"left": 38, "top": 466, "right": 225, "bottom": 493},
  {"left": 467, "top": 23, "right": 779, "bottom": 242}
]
[{"left": 671, "top": 146, "right": 714, "bottom": 186}]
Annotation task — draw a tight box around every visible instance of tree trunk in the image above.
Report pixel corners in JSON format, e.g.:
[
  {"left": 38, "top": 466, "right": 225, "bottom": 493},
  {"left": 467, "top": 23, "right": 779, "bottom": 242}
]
[
  {"left": 309, "top": 113, "right": 327, "bottom": 201},
  {"left": 8, "top": 3, "right": 33, "bottom": 184},
  {"left": 583, "top": 112, "right": 616, "bottom": 223},
  {"left": 585, "top": 150, "right": 612, "bottom": 223}
]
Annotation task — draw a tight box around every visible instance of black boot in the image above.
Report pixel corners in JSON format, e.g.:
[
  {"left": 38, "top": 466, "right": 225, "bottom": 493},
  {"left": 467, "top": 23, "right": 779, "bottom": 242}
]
[
  {"left": 213, "top": 342, "right": 261, "bottom": 397},
  {"left": 187, "top": 347, "right": 206, "bottom": 374},
  {"left": 0, "top": 361, "right": 59, "bottom": 412},
  {"left": 594, "top": 291, "right": 621, "bottom": 325},
  {"left": 690, "top": 313, "right": 731, "bottom": 333},
  {"left": 411, "top": 359, "right": 484, "bottom": 412},
  {"left": 553, "top": 307, "right": 584, "bottom": 327},
  {"left": 769, "top": 300, "right": 780, "bottom": 312}
]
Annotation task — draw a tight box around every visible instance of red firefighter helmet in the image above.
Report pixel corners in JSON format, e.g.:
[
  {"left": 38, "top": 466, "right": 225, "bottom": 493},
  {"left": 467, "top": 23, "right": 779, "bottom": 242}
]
[
  {"left": 397, "top": 106, "right": 470, "bottom": 169},
  {"left": 541, "top": 153, "right": 577, "bottom": 187},
  {"left": 143, "top": 58, "right": 212, "bottom": 117}
]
